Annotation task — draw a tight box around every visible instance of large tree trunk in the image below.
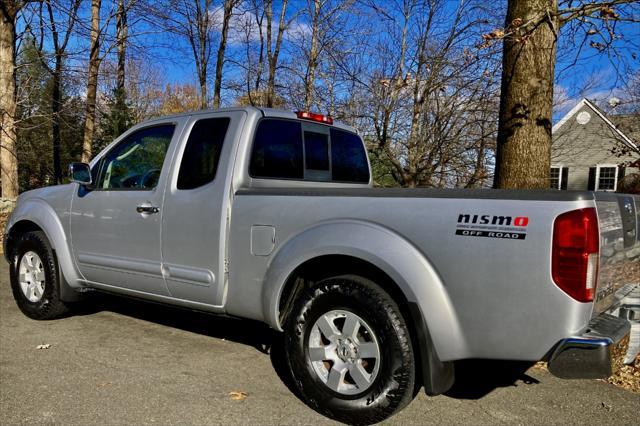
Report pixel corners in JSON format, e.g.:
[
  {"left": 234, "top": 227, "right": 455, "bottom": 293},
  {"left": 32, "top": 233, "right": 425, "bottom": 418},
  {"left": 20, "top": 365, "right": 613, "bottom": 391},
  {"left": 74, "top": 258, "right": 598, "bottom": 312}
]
[
  {"left": 213, "top": 0, "right": 234, "bottom": 108},
  {"left": 81, "top": 0, "right": 102, "bottom": 163},
  {"left": 0, "top": 2, "right": 20, "bottom": 198},
  {"left": 494, "top": 0, "right": 558, "bottom": 189}
]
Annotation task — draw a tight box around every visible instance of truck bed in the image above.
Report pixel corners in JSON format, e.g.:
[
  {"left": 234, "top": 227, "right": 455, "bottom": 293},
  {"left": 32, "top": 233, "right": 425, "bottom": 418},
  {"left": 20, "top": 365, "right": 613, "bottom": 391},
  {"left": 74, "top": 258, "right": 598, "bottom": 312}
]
[{"left": 227, "top": 187, "right": 639, "bottom": 362}]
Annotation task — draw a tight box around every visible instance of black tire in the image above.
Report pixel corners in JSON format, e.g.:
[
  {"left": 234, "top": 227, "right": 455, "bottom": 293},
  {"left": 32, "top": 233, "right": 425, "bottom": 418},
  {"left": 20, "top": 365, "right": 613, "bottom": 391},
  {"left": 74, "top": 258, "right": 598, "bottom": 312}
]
[
  {"left": 284, "top": 275, "right": 415, "bottom": 425},
  {"left": 9, "top": 231, "right": 68, "bottom": 320}
]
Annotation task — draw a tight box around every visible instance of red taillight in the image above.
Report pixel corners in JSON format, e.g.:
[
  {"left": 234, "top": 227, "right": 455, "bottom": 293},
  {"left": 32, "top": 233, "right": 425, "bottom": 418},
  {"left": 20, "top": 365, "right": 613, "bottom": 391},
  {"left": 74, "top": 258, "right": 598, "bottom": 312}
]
[
  {"left": 295, "top": 111, "right": 333, "bottom": 125},
  {"left": 552, "top": 208, "right": 599, "bottom": 302}
]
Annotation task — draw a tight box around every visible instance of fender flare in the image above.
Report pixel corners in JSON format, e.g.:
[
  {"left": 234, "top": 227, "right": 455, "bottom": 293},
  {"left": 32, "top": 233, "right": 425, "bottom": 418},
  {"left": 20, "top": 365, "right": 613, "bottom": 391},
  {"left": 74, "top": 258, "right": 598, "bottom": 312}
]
[
  {"left": 5, "top": 198, "right": 83, "bottom": 297},
  {"left": 261, "top": 219, "right": 467, "bottom": 361}
]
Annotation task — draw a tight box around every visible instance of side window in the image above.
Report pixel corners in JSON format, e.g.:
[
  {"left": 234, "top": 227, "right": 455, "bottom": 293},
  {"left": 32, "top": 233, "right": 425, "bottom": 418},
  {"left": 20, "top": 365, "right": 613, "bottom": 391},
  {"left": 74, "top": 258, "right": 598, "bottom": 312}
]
[
  {"left": 330, "top": 128, "right": 369, "bottom": 183},
  {"left": 96, "top": 124, "right": 175, "bottom": 190},
  {"left": 250, "top": 119, "right": 303, "bottom": 179},
  {"left": 177, "top": 118, "right": 230, "bottom": 190}
]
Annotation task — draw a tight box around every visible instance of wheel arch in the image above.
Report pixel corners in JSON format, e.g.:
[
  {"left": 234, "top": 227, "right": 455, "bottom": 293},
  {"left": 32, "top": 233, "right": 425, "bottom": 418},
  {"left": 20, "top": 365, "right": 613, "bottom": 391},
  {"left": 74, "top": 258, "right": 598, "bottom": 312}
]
[
  {"left": 262, "top": 220, "right": 462, "bottom": 394},
  {"left": 5, "top": 199, "right": 83, "bottom": 299}
]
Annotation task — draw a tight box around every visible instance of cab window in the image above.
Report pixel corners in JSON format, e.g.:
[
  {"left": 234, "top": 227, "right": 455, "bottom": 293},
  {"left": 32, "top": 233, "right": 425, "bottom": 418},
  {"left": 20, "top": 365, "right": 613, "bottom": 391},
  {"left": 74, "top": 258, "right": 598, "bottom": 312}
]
[
  {"left": 95, "top": 124, "right": 175, "bottom": 190},
  {"left": 177, "top": 118, "right": 230, "bottom": 190}
]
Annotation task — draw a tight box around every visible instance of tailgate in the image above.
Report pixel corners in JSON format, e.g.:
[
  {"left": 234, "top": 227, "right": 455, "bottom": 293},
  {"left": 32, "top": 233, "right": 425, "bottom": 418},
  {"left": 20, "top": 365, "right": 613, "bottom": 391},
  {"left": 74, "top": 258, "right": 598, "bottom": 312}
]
[{"left": 593, "top": 193, "right": 640, "bottom": 315}]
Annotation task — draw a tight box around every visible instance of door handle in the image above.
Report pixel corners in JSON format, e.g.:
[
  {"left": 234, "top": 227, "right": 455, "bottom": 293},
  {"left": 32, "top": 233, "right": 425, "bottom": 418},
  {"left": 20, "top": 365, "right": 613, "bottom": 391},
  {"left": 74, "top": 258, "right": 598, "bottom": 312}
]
[{"left": 136, "top": 204, "right": 160, "bottom": 214}]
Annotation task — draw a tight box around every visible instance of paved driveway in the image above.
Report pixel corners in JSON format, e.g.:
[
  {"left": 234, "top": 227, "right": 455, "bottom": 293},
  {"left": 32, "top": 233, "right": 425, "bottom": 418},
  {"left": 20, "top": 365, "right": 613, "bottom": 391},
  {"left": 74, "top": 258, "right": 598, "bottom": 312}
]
[{"left": 1, "top": 262, "right": 638, "bottom": 425}]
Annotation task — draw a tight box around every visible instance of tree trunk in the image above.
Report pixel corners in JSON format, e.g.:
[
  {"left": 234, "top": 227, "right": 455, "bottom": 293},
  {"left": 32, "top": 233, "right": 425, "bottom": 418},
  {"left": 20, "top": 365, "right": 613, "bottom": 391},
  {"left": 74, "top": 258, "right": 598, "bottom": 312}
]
[
  {"left": 197, "top": 0, "right": 211, "bottom": 109},
  {"left": 494, "top": 0, "right": 558, "bottom": 189},
  {"left": 213, "top": 0, "right": 234, "bottom": 108},
  {"left": 52, "top": 59, "right": 63, "bottom": 184},
  {"left": 46, "top": 0, "right": 81, "bottom": 184},
  {"left": 0, "top": 2, "right": 20, "bottom": 198},
  {"left": 113, "top": 0, "right": 128, "bottom": 136},
  {"left": 116, "top": 0, "right": 127, "bottom": 96},
  {"left": 81, "top": 0, "right": 102, "bottom": 163},
  {"left": 266, "top": 0, "right": 288, "bottom": 107},
  {"left": 304, "top": 0, "right": 320, "bottom": 110}
]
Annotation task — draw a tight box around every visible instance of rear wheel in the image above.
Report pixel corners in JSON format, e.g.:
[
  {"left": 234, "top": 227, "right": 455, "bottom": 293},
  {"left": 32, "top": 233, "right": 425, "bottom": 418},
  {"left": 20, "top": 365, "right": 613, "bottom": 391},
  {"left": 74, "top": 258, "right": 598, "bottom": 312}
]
[
  {"left": 9, "top": 231, "right": 68, "bottom": 320},
  {"left": 284, "top": 275, "right": 415, "bottom": 425}
]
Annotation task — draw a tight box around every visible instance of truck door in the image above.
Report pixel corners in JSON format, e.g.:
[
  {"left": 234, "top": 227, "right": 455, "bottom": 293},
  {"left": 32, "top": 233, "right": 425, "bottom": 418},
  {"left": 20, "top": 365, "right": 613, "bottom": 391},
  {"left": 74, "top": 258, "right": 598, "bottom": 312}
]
[
  {"left": 70, "top": 121, "right": 185, "bottom": 295},
  {"left": 160, "top": 111, "right": 246, "bottom": 306}
]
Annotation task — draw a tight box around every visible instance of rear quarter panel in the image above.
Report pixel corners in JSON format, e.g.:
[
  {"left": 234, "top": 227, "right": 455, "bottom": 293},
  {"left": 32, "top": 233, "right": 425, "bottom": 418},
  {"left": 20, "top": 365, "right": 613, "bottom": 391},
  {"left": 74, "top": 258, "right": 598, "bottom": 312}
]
[{"left": 227, "top": 190, "right": 596, "bottom": 361}]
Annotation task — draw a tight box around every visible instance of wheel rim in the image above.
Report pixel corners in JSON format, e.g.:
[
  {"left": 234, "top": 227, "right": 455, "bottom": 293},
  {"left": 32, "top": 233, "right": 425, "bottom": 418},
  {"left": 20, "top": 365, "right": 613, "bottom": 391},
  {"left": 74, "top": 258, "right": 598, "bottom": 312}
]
[
  {"left": 18, "top": 251, "right": 46, "bottom": 303},
  {"left": 307, "top": 309, "right": 381, "bottom": 395}
]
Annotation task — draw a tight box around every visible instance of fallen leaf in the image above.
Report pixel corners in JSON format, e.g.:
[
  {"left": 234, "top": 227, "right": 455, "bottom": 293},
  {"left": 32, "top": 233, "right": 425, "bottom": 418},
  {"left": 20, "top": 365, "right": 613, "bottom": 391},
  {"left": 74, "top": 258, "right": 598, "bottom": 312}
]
[
  {"left": 36, "top": 344, "right": 51, "bottom": 350},
  {"left": 229, "top": 391, "right": 248, "bottom": 401}
]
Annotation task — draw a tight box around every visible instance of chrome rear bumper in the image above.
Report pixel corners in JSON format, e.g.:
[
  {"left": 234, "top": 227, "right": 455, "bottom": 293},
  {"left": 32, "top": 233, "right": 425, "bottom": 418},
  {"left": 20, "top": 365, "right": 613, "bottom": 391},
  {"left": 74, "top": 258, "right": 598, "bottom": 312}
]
[{"left": 547, "top": 313, "right": 630, "bottom": 379}]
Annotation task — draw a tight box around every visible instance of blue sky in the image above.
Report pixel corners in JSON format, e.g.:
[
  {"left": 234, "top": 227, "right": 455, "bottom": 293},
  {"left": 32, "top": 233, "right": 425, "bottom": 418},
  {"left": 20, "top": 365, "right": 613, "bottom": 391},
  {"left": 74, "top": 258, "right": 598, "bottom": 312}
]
[
  {"left": 17, "top": 0, "right": 639, "bottom": 121},
  {"left": 141, "top": 0, "right": 640, "bottom": 120}
]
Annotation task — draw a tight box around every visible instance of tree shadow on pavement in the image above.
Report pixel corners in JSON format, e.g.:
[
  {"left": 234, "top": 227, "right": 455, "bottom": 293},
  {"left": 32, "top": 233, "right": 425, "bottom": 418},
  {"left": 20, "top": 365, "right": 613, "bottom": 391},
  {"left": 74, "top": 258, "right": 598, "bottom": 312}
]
[
  {"left": 75, "top": 292, "right": 300, "bottom": 395},
  {"left": 75, "top": 293, "right": 539, "bottom": 402},
  {"left": 76, "top": 292, "right": 278, "bottom": 353}
]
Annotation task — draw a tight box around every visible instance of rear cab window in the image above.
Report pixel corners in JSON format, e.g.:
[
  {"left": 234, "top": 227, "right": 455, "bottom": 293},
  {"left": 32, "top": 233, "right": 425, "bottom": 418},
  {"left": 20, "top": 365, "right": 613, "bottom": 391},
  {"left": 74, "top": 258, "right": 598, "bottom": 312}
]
[{"left": 249, "top": 118, "right": 369, "bottom": 184}]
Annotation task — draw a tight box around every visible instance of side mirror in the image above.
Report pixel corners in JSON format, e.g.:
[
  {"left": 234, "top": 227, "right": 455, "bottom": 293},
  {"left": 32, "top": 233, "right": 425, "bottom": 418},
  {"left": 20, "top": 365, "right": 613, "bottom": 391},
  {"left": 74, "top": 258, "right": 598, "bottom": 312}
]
[{"left": 69, "top": 162, "right": 92, "bottom": 185}]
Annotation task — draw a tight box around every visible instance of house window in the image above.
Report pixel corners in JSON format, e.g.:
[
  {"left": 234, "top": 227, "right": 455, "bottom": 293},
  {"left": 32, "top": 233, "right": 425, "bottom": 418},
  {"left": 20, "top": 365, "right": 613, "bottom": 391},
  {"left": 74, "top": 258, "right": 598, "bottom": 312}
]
[
  {"left": 550, "top": 166, "right": 568, "bottom": 190},
  {"left": 596, "top": 165, "right": 618, "bottom": 191},
  {"left": 550, "top": 167, "right": 561, "bottom": 189}
]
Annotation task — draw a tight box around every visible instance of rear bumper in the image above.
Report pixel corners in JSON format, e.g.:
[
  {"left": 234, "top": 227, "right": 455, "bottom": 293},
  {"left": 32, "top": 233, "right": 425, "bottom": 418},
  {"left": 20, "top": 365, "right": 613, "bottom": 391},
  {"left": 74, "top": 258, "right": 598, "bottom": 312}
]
[{"left": 547, "top": 313, "right": 630, "bottom": 379}]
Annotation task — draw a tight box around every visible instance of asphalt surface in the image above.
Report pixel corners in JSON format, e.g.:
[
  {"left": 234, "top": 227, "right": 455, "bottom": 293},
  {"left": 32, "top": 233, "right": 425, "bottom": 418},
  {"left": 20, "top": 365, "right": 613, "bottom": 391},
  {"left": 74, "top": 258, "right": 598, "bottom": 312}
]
[{"left": 1, "top": 261, "right": 638, "bottom": 425}]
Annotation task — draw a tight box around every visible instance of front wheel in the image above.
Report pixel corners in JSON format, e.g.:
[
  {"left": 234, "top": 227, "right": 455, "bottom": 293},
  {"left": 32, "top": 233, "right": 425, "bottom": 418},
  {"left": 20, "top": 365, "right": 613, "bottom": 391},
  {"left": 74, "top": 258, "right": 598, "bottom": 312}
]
[
  {"left": 284, "top": 275, "right": 415, "bottom": 425},
  {"left": 9, "top": 231, "right": 69, "bottom": 320}
]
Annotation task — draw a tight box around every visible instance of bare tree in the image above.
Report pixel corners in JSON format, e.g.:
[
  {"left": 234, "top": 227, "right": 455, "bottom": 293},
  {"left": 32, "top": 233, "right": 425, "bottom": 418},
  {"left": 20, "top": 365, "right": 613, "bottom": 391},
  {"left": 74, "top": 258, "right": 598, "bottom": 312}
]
[
  {"left": 0, "top": 0, "right": 24, "bottom": 198},
  {"left": 301, "top": 0, "right": 352, "bottom": 110},
  {"left": 81, "top": 0, "right": 103, "bottom": 162},
  {"left": 212, "top": 0, "right": 237, "bottom": 108},
  {"left": 116, "top": 0, "right": 128, "bottom": 97},
  {"left": 304, "top": 0, "right": 321, "bottom": 109},
  {"left": 264, "top": 0, "right": 292, "bottom": 107},
  {"left": 149, "top": 0, "right": 215, "bottom": 109},
  {"left": 346, "top": 0, "right": 498, "bottom": 188},
  {"left": 82, "top": 0, "right": 135, "bottom": 161},
  {"left": 184, "top": 0, "right": 214, "bottom": 109},
  {"left": 42, "top": 0, "right": 82, "bottom": 184},
  {"left": 232, "top": 0, "right": 297, "bottom": 107}
]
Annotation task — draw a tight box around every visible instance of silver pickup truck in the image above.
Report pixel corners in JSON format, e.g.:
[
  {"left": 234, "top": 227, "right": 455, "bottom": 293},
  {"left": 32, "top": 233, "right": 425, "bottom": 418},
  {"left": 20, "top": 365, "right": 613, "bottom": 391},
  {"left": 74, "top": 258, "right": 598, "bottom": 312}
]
[{"left": 4, "top": 107, "right": 638, "bottom": 424}]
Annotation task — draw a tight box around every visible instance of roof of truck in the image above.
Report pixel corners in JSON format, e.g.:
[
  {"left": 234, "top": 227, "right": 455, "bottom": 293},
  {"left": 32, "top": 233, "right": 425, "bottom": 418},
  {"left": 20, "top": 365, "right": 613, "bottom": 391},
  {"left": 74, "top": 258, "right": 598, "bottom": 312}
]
[{"left": 140, "top": 106, "right": 359, "bottom": 134}]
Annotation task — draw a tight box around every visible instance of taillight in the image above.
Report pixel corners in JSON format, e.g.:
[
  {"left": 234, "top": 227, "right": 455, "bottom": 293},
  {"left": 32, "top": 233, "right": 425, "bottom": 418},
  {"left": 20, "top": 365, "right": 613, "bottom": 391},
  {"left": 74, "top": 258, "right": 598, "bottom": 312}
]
[
  {"left": 552, "top": 208, "right": 599, "bottom": 302},
  {"left": 295, "top": 111, "right": 333, "bottom": 125}
]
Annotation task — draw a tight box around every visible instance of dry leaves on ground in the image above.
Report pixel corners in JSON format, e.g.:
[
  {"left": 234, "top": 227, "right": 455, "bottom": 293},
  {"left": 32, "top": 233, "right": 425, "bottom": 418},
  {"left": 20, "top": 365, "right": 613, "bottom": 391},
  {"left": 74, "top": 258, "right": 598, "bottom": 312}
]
[
  {"left": 607, "top": 354, "right": 640, "bottom": 393},
  {"left": 228, "top": 391, "right": 248, "bottom": 401}
]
